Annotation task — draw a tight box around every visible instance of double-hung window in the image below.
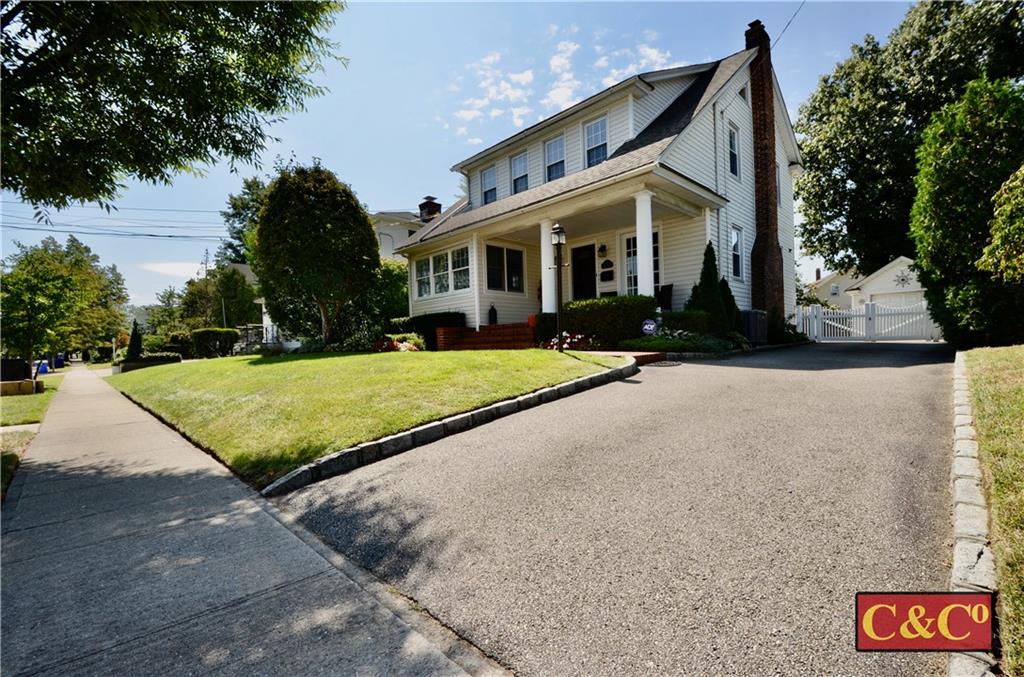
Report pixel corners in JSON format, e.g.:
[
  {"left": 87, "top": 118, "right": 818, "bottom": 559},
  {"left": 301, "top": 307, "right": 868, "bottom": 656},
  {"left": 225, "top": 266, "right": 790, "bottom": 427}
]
[
  {"left": 728, "top": 124, "right": 740, "bottom": 178},
  {"left": 730, "top": 226, "right": 743, "bottom": 278},
  {"left": 510, "top": 152, "right": 528, "bottom": 194},
  {"left": 584, "top": 117, "right": 608, "bottom": 168},
  {"left": 481, "top": 166, "right": 497, "bottom": 205},
  {"left": 624, "top": 232, "right": 660, "bottom": 296},
  {"left": 486, "top": 245, "right": 524, "bottom": 293},
  {"left": 416, "top": 246, "right": 470, "bottom": 298},
  {"left": 545, "top": 136, "right": 565, "bottom": 181}
]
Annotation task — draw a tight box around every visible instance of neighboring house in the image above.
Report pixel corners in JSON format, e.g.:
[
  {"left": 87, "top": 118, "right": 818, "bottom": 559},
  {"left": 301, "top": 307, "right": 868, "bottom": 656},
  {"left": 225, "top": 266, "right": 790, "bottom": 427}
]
[
  {"left": 806, "top": 269, "right": 861, "bottom": 310},
  {"left": 397, "top": 21, "right": 802, "bottom": 329},
  {"left": 228, "top": 262, "right": 301, "bottom": 350},
  {"left": 845, "top": 256, "right": 929, "bottom": 308},
  {"left": 373, "top": 197, "right": 441, "bottom": 260}
]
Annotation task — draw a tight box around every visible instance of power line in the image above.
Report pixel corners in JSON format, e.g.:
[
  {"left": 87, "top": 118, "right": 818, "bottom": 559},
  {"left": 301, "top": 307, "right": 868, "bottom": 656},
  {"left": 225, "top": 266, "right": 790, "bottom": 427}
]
[
  {"left": 774, "top": 0, "right": 806, "bottom": 48},
  {"left": 1, "top": 201, "right": 223, "bottom": 214},
  {"left": 0, "top": 223, "right": 225, "bottom": 241},
  {"left": 3, "top": 214, "right": 226, "bottom": 232}
]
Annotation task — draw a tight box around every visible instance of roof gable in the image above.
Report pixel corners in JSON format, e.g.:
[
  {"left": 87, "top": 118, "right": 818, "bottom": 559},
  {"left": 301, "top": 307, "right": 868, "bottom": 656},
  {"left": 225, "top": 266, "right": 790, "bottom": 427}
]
[{"left": 845, "top": 256, "right": 915, "bottom": 291}]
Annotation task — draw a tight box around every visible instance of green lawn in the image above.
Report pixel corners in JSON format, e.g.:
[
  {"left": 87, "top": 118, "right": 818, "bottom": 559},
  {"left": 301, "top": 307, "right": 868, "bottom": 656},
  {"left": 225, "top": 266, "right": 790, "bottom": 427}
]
[
  {"left": 966, "top": 345, "right": 1024, "bottom": 677},
  {"left": 108, "top": 350, "right": 623, "bottom": 488},
  {"left": 1, "top": 431, "right": 35, "bottom": 500},
  {"left": 0, "top": 373, "right": 65, "bottom": 426}
]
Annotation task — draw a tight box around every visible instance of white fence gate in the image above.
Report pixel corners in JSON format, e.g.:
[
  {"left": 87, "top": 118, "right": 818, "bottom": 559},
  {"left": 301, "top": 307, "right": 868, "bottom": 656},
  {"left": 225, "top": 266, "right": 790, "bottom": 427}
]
[{"left": 796, "top": 302, "right": 942, "bottom": 342}]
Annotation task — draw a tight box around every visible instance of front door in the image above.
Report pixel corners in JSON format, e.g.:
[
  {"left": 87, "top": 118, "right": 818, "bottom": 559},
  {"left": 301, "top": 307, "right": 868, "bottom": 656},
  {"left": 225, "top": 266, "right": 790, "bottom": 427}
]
[{"left": 571, "top": 245, "right": 597, "bottom": 300}]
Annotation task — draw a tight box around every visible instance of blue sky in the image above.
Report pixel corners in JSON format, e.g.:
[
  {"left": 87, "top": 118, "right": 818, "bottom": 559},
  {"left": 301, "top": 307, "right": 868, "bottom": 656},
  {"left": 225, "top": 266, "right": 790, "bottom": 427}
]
[{"left": 1, "top": 1, "right": 912, "bottom": 304}]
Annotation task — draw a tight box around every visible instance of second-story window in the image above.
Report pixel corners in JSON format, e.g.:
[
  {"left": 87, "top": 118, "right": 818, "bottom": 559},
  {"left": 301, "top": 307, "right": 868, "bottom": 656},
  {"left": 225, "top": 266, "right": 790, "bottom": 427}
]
[
  {"left": 585, "top": 117, "right": 608, "bottom": 168},
  {"left": 545, "top": 136, "right": 565, "bottom": 181},
  {"left": 481, "top": 166, "right": 497, "bottom": 205},
  {"left": 511, "top": 152, "right": 528, "bottom": 194},
  {"left": 728, "top": 124, "right": 740, "bottom": 178}
]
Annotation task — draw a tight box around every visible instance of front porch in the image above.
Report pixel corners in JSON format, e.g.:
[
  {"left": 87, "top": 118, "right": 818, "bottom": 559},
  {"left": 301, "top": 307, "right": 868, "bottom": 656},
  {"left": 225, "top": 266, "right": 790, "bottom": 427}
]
[{"left": 407, "top": 167, "right": 736, "bottom": 331}]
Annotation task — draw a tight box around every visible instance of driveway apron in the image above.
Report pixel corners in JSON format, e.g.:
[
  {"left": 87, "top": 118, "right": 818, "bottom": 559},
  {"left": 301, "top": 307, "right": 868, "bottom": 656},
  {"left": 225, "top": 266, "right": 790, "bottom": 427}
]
[{"left": 286, "top": 343, "right": 954, "bottom": 676}]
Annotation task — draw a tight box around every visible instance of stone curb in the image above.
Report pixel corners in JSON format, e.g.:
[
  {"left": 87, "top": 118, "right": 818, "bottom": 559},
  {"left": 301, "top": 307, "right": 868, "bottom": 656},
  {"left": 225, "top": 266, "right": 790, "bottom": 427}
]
[
  {"left": 948, "top": 351, "right": 998, "bottom": 677},
  {"left": 663, "top": 340, "right": 813, "bottom": 362},
  {"left": 261, "top": 357, "right": 639, "bottom": 497}
]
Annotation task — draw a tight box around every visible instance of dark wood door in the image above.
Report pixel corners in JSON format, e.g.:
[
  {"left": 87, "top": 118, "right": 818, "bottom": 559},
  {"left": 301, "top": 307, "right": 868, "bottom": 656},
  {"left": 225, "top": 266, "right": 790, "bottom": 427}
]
[{"left": 571, "top": 245, "right": 597, "bottom": 300}]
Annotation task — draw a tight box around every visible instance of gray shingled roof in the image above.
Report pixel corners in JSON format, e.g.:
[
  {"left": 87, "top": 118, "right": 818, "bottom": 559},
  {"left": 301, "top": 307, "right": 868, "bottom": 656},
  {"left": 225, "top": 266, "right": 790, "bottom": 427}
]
[{"left": 400, "top": 47, "right": 755, "bottom": 250}]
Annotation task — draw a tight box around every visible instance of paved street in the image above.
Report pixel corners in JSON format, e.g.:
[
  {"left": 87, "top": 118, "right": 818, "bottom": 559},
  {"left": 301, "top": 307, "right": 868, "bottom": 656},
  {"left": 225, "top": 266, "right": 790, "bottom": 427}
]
[
  {"left": 1, "top": 366, "right": 499, "bottom": 676},
  {"left": 287, "top": 343, "right": 955, "bottom": 676}
]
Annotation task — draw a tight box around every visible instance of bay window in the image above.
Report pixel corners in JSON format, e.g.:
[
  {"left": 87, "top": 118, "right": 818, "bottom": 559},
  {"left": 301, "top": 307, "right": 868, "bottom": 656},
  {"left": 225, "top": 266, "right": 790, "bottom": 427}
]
[{"left": 415, "top": 245, "right": 470, "bottom": 298}]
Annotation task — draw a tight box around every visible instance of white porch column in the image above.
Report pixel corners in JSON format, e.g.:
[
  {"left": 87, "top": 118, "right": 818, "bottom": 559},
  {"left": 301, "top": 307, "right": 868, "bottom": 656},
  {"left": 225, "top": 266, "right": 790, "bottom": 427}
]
[
  {"left": 633, "top": 190, "right": 656, "bottom": 297},
  {"left": 539, "top": 218, "right": 557, "bottom": 313}
]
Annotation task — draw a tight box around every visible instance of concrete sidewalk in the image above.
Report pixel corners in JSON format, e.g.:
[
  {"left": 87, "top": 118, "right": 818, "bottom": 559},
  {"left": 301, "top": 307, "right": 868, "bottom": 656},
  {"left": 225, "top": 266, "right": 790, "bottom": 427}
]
[{"left": 1, "top": 365, "right": 499, "bottom": 676}]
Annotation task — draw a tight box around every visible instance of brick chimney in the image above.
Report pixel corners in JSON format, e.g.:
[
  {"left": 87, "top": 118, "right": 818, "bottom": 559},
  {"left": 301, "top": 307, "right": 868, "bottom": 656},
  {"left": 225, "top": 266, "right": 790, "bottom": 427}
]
[
  {"left": 745, "top": 20, "right": 785, "bottom": 321},
  {"left": 418, "top": 196, "right": 441, "bottom": 222}
]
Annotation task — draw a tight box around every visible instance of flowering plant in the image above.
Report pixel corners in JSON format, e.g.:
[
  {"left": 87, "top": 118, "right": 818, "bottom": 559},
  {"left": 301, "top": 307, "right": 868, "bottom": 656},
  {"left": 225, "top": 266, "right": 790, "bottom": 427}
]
[{"left": 542, "top": 331, "right": 596, "bottom": 351}]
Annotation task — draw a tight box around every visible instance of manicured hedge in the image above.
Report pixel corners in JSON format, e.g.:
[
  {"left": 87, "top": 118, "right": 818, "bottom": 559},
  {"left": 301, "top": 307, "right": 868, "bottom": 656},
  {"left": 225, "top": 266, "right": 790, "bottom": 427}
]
[
  {"left": 410, "top": 312, "right": 466, "bottom": 351},
  {"left": 191, "top": 328, "right": 241, "bottom": 358},
  {"left": 562, "top": 295, "right": 658, "bottom": 348},
  {"left": 661, "top": 310, "right": 714, "bottom": 334},
  {"left": 117, "top": 352, "right": 183, "bottom": 373}
]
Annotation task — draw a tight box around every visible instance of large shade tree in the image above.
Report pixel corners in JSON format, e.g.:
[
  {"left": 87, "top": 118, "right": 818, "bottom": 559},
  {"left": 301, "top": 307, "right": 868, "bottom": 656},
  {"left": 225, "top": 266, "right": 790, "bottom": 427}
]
[
  {"left": 796, "top": 1, "right": 1024, "bottom": 274},
  {"left": 216, "top": 177, "right": 267, "bottom": 265},
  {"left": 1, "top": 2, "right": 342, "bottom": 210},
  {"left": 910, "top": 78, "right": 1024, "bottom": 347},
  {"left": 251, "top": 162, "right": 380, "bottom": 344},
  {"left": 1, "top": 242, "right": 79, "bottom": 376}
]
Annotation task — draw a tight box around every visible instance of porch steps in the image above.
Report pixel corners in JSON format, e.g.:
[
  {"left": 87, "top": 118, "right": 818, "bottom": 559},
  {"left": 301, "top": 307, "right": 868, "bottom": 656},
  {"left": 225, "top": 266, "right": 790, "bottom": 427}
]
[{"left": 441, "top": 323, "right": 537, "bottom": 350}]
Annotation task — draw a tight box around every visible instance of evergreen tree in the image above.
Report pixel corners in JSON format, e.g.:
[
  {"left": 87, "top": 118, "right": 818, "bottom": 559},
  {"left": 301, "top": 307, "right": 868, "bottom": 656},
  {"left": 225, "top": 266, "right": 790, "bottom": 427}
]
[
  {"left": 685, "top": 241, "right": 726, "bottom": 329},
  {"left": 127, "top": 320, "right": 143, "bottom": 359}
]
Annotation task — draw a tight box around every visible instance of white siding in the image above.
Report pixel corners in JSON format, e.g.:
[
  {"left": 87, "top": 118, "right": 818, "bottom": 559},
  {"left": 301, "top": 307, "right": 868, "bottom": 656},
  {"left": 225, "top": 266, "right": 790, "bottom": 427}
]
[
  {"left": 633, "top": 75, "right": 695, "bottom": 135},
  {"left": 659, "top": 215, "right": 707, "bottom": 311},
  {"left": 606, "top": 99, "right": 630, "bottom": 156},
  {"left": 776, "top": 126, "right": 796, "bottom": 316},
  {"left": 408, "top": 240, "right": 477, "bottom": 324},
  {"left": 564, "top": 122, "right": 583, "bottom": 176},
  {"left": 470, "top": 169, "right": 482, "bottom": 209},
  {"left": 495, "top": 158, "right": 511, "bottom": 202},
  {"left": 528, "top": 139, "right": 544, "bottom": 190}
]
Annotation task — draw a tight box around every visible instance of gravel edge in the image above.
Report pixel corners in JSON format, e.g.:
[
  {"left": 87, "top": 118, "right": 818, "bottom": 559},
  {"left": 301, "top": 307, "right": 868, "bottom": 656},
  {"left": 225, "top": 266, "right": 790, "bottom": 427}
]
[
  {"left": 261, "top": 356, "right": 639, "bottom": 497},
  {"left": 948, "top": 351, "right": 999, "bottom": 677}
]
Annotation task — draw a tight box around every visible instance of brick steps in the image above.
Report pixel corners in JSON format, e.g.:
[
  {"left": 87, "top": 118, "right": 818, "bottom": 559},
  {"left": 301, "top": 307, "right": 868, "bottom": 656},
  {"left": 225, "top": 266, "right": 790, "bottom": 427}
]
[{"left": 437, "top": 323, "right": 537, "bottom": 350}]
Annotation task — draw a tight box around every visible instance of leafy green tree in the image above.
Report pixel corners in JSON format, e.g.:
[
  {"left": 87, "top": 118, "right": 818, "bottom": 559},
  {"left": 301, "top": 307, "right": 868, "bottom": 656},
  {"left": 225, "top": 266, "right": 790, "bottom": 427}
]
[
  {"left": 216, "top": 177, "right": 267, "bottom": 265},
  {"left": 797, "top": 1, "right": 1024, "bottom": 273},
  {"left": 0, "top": 243, "right": 78, "bottom": 376},
  {"left": 58, "top": 236, "right": 129, "bottom": 351},
  {"left": 2, "top": 2, "right": 342, "bottom": 210},
  {"left": 179, "top": 275, "right": 218, "bottom": 329},
  {"left": 144, "top": 286, "right": 185, "bottom": 335},
  {"left": 910, "top": 78, "right": 1024, "bottom": 347},
  {"left": 377, "top": 258, "right": 409, "bottom": 320},
  {"left": 216, "top": 267, "right": 260, "bottom": 327},
  {"left": 979, "top": 165, "right": 1024, "bottom": 283},
  {"left": 252, "top": 162, "right": 380, "bottom": 344}
]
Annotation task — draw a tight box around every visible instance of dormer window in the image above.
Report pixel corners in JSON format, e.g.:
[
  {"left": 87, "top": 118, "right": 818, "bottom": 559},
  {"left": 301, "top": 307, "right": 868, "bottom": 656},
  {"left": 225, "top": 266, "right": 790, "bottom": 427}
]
[
  {"left": 545, "top": 136, "right": 565, "bottom": 181},
  {"left": 728, "top": 124, "right": 740, "bottom": 179},
  {"left": 481, "top": 166, "right": 497, "bottom": 205},
  {"left": 511, "top": 152, "right": 528, "bottom": 194},
  {"left": 585, "top": 117, "right": 608, "bottom": 168}
]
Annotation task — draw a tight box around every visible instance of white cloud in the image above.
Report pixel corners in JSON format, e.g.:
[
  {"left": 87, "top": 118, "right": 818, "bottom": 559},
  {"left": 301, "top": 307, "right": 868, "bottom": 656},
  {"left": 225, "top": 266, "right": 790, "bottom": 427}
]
[
  {"left": 546, "top": 23, "right": 559, "bottom": 38},
  {"left": 594, "top": 55, "right": 609, "bottom": 69},
  {"left": 446, "top": 83, "right": 460, "bottom": 92},
  {"left": 489, "top": 108, "right": 504, "bottom": 118},
  {"left": 511, "top": 106, "right": 532, "bottom": 127},
  {"left": 643, "top": 29, "right": 659, "bottom": 42},
  {"left": 454, "top": 109, "right": 483, "bottom": 121},
  {"left": 466, "top": 137, "right": 483, "bottom": 145},
  {"left": 455, "top": 126, "right": 468, "bottom": 136},
  {"left": 549, "top": 40, "right": 579, "bottom": 74},
  {"left": 508, "top": 69, "right": 534, "bottom": 85},
  {"left": 433, "top": 115, "right": 449, "bottom": 130},
  {"left": 139, "top": 262, "right": 200, "bottom": 279},
  {"left": 600, "top": 43, "right": 685, "bottom": 87},
  {"left": 463, "top": 96, "right": 489, "bottom": 109},
  {"left": 481, "top": 51, "right": 501, "bottom": 66}
]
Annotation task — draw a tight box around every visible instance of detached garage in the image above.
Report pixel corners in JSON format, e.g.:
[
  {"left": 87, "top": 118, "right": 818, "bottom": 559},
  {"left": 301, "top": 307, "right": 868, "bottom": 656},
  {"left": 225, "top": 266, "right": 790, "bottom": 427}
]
[{"left": 846, "top": 256, "right": 927, "bottom": 308}]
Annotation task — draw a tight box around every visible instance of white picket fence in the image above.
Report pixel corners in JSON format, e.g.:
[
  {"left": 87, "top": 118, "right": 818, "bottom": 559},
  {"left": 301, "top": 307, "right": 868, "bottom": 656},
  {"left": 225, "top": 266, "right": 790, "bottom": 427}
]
[{"left": 796, "top": 302, "right": 942, "bottom": 342}]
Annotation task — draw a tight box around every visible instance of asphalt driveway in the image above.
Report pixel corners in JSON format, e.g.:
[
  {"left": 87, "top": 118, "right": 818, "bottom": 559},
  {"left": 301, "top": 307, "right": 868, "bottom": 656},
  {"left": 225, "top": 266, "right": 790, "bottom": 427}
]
[{"left": 284, "top": 343, "right": 954, "bottom": 676}]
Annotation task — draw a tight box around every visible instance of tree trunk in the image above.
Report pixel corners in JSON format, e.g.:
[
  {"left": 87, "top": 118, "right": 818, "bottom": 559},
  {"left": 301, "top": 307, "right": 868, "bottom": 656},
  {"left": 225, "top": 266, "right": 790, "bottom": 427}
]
[{"left": 316, "top": 300, "right": 332, "bottom": 345}]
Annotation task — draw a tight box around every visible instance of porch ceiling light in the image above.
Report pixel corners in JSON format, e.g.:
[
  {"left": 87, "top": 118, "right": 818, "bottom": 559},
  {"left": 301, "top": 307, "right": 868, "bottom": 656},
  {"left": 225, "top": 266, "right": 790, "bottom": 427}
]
[{"left": 550, "top": 222, "right": 566, "bottom": 246}]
